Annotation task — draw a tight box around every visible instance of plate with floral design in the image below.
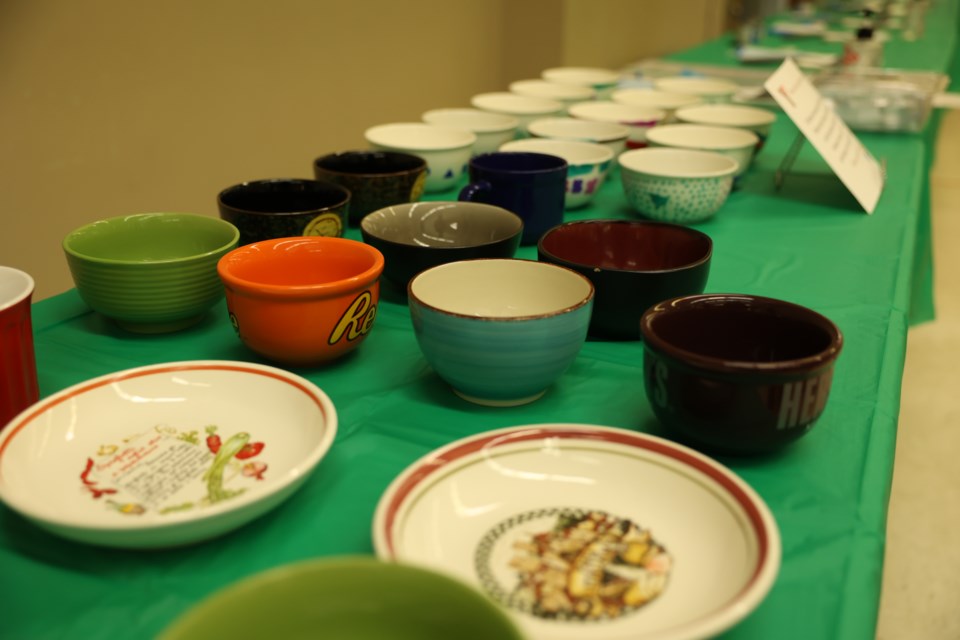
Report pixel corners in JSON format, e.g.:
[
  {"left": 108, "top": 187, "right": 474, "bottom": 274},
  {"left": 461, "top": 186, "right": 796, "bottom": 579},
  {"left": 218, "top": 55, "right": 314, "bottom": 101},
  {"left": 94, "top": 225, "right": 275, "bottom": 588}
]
[
  {"left": 0, "top": 360, "right": 336, "bottom": 548},
  {"left": 373, "top": 424, "right": 780, "bottom": 640}
]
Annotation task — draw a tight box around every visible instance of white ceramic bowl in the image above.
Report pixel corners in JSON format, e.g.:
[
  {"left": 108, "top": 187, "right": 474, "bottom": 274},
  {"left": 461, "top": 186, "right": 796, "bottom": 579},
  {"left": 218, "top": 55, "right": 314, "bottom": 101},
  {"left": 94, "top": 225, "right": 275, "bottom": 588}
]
[
  {"left": 422, "top": 108, "right": 520, "bottom": 155},
  {"left": 471, "top": 92, "right": 565, "bottom": 135},
  {"left": 527, "top": 117, "right": 630, "bottom": 159},
  {"left": 542, "top": 66, "right": 622, "bottom": 97},
  {"left": 568, "top": 100, "right": 667, "bottom": 149},
  {"left": 408, "top": 259, "right": 594, "bottom": 407},
  {"left": 619, "top": 147, "right": 738, "bottom": 223},
  {"left": 374, "top": 423, "right": 781, "bottom": 640},
  {"left": 508, "top": 79, "right": 597, "bottom": 112},
  {"left": 645, "top": 124, "right": 758, "bottom": 177},
  {"left": 674, "top": 104, "right": 776, "bottom": 152},
  {"left": 500, "top": 138, "right": 614, "bottom": 209},
  {"left": 653, "top": 76, "right": 740, "bottom": 104},
  {"left": 0, "top": 361, "right": 337, "bottom": 548},
  {"left": 365, "top": 122, "right": 477, "bottom": 193},
  {"left": 611, "top": 88, "right": 704, "bottom": 120}
]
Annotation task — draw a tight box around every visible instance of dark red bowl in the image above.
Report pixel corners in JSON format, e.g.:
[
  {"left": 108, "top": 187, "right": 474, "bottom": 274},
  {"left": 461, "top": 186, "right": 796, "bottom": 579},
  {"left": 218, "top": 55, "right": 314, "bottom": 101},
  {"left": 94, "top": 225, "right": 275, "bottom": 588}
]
[
  {"left": 537, "top": 219, "right": 712, "bottom": 339},
  {"left": 640, "top": 294, "right": 843, "bottom": 455}
]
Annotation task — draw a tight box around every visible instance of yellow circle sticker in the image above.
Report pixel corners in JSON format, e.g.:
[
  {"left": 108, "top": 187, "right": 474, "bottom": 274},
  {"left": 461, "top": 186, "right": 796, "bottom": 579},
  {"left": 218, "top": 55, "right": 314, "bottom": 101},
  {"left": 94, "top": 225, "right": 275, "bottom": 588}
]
[{"left": 304, "top": 212, "right": 343, "bottom": 237}]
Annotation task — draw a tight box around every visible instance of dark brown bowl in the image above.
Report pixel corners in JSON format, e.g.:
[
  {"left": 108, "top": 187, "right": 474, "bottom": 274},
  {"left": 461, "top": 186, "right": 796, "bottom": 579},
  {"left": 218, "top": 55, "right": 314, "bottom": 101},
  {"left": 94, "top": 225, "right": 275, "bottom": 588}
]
[
  {"left": 360, "top": 201, "right": 523, "bottom": 291},
  {"left": 537, "top": 219, "right": 712, "bottom": 339},
  {"left": 640, "top": 294, "right": 843, "bottom": 455}
]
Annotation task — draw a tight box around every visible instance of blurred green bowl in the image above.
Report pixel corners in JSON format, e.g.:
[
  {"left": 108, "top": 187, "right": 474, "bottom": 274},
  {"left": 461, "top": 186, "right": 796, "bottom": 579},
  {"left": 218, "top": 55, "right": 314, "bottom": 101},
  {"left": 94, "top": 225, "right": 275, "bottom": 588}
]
[
  {"left": 158, "top": 556, "right": 525, "bottom": 640},
  {"left": 62, "top": 213, "right": 239, "bottom": 333}
]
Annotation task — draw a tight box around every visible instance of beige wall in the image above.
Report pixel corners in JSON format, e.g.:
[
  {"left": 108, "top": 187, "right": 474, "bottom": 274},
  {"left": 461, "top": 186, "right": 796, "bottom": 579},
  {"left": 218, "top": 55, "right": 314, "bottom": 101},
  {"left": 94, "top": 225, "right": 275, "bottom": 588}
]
[{"left": 1, "top": 0, "right": 727, "bottom": 300}]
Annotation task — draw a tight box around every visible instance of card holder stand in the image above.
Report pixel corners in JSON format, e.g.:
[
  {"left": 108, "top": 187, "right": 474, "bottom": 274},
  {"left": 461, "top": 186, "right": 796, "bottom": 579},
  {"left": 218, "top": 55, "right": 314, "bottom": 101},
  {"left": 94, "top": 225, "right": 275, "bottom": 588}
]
[{"left": 774, "top": 129, "right": 887, "bottom": 191}]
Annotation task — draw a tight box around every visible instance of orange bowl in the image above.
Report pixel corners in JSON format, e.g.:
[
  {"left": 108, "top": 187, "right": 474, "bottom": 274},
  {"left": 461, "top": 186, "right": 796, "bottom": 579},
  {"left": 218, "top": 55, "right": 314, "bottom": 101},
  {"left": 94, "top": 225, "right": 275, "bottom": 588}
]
[{"left": 217, "top": 237, "right": 384, "bottom": 365}]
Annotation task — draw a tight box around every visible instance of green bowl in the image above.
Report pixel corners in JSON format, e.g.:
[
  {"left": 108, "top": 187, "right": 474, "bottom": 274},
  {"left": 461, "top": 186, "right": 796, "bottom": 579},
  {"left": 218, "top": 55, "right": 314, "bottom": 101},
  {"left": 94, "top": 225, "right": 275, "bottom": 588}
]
[
  {"left": 63, "top": 213, "right": 240, "bottom": 333},
  {"left": 158, "top": 557, "right": 525, "bottom": 640}
]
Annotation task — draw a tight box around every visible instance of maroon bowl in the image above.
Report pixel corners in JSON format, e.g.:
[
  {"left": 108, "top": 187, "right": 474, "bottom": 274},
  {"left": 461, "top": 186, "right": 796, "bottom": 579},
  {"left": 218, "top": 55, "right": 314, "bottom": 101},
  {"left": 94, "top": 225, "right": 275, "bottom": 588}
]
[
  {"left": 538, "top": 219, "right": 712, "bottom": 339},
  {"left": 640, "top": 294, "right": 843, "bottom": 455}
]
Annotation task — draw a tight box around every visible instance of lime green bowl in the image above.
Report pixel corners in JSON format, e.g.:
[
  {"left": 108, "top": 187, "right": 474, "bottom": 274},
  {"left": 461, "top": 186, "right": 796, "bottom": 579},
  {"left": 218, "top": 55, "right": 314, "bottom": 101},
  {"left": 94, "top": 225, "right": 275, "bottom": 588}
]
[
  {"left": 63, "top": 213, "right": 240, "bottom": 333},
  {"left": 158, "top": 557, "right": 525, "bottom": 640}
]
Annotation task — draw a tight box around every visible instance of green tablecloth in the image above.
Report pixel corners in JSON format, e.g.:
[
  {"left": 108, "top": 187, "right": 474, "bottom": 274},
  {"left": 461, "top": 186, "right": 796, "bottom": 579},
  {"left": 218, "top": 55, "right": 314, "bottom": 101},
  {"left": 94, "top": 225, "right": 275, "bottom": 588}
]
[{"left": 2, "top": 6, "right": 957, "bottom": 639}]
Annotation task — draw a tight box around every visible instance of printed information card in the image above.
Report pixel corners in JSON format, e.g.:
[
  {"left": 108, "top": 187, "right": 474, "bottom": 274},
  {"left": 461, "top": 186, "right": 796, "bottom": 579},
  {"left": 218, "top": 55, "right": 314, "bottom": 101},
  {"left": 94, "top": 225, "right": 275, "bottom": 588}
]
[{"left": 764, "top": 57, "right": 885, "bottom": 214}]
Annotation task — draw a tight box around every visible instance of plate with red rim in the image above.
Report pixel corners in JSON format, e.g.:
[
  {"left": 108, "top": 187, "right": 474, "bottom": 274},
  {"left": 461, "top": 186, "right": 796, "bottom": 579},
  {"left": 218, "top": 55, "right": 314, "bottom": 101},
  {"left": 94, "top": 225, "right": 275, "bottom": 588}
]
[
  {"left": 373, "top": 423, "right": 780, "bottom": 640},
  {"left": 0, "top": 360, "right": 337, "bottom": 548}
]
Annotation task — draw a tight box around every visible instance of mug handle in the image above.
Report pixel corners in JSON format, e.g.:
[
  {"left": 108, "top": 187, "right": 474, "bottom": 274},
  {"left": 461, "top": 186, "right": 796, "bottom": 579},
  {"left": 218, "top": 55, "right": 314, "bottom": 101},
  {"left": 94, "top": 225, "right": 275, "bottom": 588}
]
[{"left": 458, "top": 180, "right": 492, "bottom": 202}]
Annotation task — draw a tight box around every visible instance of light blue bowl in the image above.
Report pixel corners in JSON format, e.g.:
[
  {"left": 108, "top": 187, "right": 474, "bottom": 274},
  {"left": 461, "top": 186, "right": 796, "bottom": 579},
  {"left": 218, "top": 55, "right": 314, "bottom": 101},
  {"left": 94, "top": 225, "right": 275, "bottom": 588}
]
[{"left": 409, "top": 258, "right": 594, "bottom": 406}]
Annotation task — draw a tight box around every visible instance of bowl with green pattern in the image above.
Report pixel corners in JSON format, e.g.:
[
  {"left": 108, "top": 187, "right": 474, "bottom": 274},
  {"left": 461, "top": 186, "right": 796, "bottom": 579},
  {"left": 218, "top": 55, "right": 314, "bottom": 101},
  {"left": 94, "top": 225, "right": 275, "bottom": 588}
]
[
  {"left": 618, "top": 148, "right": 738, "bottom": 224},
  {"left": 63, "top": 213, "right": 239, "bottom": 333}
]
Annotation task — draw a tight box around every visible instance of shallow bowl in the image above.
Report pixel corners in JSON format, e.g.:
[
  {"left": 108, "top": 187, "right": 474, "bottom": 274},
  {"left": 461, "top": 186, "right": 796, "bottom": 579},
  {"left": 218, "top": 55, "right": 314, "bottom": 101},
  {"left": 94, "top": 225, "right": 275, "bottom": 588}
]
[
  {"left": 364, "top": 122, "right": 477, "bottom": 193},
  {"left": 641, "top": 294, "right": 843, "bottom": 454},
  {"left": 541, "top": 66, "right": 622, "bottom": 97},
  {"left": 538, "top": 219, "right": 712, "bottom": 339},
  {"left": 619, "top": 148, "right": 738, "bottom": 224},
  {"left": 470, "top": 92, "right": 565, "bottom": 135},
  {"left": 653, "top": 76, "right": 740, "bottom": 103},
  {"left": 508, "top": 78, "right": 597, "bottom": 111},
  {"left": 360, "top": 201, "right": 523, "bottom": 290},
  {"left": 568, "top": 100, "right": 667, "bottom": 149},
  {"left": 611, "top": 88, "right": 704, "bottom": 120},
  {"left": 408, "top": 259, "right": 593, "bottom": 406},
  {"left": 674, "top": 104, "right": 776, "bottom": 152},
  {"left": 422, "top": 108, "right": 520, "bottom": 155},
  {"left": 527, "top": 116, "right": 630, "bottom": 159},
  {"left": 645, "top": 124, "right": 758, "bottom": 177},
  {"left": 0, "top": 360, "right": 337, "bottom": 548},
  {"left": 374, "top": 423, "right": 781, "bottom": 640},
  {"left": 217, "top": 237, "right": 384, "bottom": 365},
  {"left": 62, "top": 213, "right": 240, "bottom": 333},
  {"left": 499, "top": 138, "right": 614, "bottom": 208}
]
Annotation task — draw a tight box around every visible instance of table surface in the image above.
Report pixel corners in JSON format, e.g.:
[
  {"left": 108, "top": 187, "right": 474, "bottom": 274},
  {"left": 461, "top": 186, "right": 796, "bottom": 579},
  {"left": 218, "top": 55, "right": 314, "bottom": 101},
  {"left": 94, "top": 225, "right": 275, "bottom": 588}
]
[{"left": 2, "top": 4, "right": 958, "bottom": 639}]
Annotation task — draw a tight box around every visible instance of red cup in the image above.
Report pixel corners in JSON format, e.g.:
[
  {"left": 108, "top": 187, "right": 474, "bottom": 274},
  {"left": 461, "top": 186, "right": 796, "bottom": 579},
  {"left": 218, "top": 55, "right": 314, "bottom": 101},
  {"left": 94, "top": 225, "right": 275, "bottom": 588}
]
[{"left": 0, "top": 267, "right": 39, "bottom": 430}]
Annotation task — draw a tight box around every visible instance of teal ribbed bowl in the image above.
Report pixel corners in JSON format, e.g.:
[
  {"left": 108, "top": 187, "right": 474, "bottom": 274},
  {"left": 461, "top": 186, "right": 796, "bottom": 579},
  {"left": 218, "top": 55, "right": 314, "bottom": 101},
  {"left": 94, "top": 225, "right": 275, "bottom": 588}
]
[
  {"left": 409, "top": 259, "right": 594, "bottom": 406},
  {"left": 63, "top": 213, "right": 239, "bottom": 333}
]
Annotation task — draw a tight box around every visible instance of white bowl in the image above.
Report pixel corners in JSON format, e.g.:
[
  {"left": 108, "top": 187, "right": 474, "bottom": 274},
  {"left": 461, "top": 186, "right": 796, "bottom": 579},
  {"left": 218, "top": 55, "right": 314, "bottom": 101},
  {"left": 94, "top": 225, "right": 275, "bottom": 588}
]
[
  {"left": 645, "top": 124, "right": 758, "bottom": 177},
  {"left": 365, "top": 122, "right": 477, "bottom": 193},
  {"left": 500, "top": 138, "right": 614, "bottom": 209},
  {"left": 568, "top": 100, "right": 667, "bottom": 149},
  {"left": 373, "top": 423, "right": 781, "bottom": 640},
  {"left": 0, "top": 361, "right": 337, "bottom": 548},
  {"left": 471, "top": 92, "right": 565, "bottom": 135},
  {"left": 527, "top": 116, "right": 629, "bottom": 160},
  {"left": 508, "top": 79, "right": 597, "bottom": 111},
  {"left": 674, "top": 104, "right": 776, "bottom": 152},
  {"left": 542, "top": 66, "right": 622, "bottom": 97},
  {"left": 652, "top": 76, "right": 740, "bottom": 104},
  {"left": 611, "top": 88, "right": 704, "bottom": 120},
  {"left": 422, "top": 108, "right": 520, "bottom": 155},
  {"left": 619, "top": 147, "right": 738, "bottom": 223}
]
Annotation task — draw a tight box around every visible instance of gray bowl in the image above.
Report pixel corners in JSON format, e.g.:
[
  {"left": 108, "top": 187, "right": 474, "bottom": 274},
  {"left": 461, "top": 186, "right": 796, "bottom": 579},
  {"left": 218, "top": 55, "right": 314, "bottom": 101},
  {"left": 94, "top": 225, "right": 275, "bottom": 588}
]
[{"left": 360, "top": 202, "right": 523, "bottom": 290}]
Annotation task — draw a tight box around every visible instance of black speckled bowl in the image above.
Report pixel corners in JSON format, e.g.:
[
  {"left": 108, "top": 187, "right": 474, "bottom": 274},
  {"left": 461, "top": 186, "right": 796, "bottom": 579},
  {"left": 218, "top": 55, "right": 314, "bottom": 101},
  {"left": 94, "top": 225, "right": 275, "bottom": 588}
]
[
  {"left": 313, "top": 151, "right": 427, "bottom": 226},
  {"left": 360, "top": 201, "right": 523, "bottom": 290},
  {"left": 217, "top": 178, "right": 350, "bottom": 246}
]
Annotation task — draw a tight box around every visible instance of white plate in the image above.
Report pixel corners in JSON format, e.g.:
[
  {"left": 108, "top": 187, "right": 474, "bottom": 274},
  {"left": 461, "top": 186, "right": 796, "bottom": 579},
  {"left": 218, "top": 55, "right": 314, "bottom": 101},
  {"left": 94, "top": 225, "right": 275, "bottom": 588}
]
[
  {"left": 373, "top": 424, "right": 779, "bottom": 640},
  {"left": 0, "top": 361, "right": 337, "bottom": 548}
]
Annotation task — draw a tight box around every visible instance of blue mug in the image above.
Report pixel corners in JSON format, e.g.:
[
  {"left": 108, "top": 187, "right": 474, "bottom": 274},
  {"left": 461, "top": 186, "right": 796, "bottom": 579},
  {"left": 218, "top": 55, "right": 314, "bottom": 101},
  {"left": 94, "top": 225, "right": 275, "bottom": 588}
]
[{"left": 459, "top": 152, "right": 567, "bottom": 245}]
